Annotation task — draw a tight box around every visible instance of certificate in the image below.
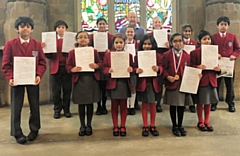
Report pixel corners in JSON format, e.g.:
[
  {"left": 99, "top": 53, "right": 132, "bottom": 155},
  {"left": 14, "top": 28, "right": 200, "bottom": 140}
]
[
  {"left": 180, "top": 66, "right": 202, "bottom": 94},
  {"left": 111, "top": 52, "right": 130, "bottom": 78},
  {"left": 183, "top": 45, "right": 196, "bottom": 54},
  {"left": 137, "top": 50, "right": 157, "bottom": 77},
  {"left": 75, "top": 47, "right": 94, "bottom": 72},
  {"left": 201, "top": 45, "right": 218, "bottom": 70},
  {"left": 153, "top": 29, "right": 168, "bottom": 48},
  {"left": 217, "top": 57, "right": 235, "bottom": 78},
  {"left": 93, "top": 32, "right": 108, "bottom": 52},
  {"left": 41, "top": 32, "right": 57, "bottom": 53},
  {"left": 124, "top": 44, "right": 136, "bottom": 62},
  {"left": 62, "top": 32, "right": 77, "bottom": 53},
  {"left": 14, "top": 57, "right": 36, "bottom": 85}
]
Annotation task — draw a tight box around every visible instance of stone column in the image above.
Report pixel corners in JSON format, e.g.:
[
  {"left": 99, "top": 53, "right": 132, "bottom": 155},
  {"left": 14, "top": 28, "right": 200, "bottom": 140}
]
[
  {"left": 205, "top": 0, "right": 240, "bottom": 100},
  {"left": 178, "top": 0, "right": 205, "bottom": 40},
  {"left": 3, "top": 0, "right": 50, "bottom": 105},
  {"left": 0, "top": 1, "right": 7, "bottom": 47}
]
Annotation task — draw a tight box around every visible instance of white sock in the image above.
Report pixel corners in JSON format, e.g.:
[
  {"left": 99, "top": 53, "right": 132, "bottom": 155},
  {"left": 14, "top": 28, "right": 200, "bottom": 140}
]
[{"left": 130, "top": 93, "right": 136, "bottom": 108}]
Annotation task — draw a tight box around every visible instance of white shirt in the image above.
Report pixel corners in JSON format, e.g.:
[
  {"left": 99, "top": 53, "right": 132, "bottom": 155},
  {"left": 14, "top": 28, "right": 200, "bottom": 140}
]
[{"left": 19, "top": 37, "right": 30, "bottom": 44}]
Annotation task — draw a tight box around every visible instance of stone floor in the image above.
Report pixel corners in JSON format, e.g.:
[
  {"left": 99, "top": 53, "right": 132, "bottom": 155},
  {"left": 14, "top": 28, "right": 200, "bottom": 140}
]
[{"left": 0, "top": 101, "right": 240, "bottom": 156}]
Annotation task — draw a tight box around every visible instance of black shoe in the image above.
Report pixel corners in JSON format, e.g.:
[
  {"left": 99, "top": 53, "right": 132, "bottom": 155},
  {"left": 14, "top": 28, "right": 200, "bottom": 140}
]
[
  {"left": 120, "top": 127, "right": 126, "bottom": 137},
  {"left": 86, "top": 126, "right": 92, "bottom": 136},
  {"left": 130, "top": 108, "right": 135, "bottom": 115},
  {"left": 228, "top": 106, "right": 236, "bottom": 112},
  {"left": 27, "top": 131, "right": 38, "bottom": 141},
  {"left": 96, "top": 106, "right": 102, "bottom": 115},
  {"left": 15, "top": 134, "right": 27, "bottom": 144},
  {"left": 178, "top": 127, "right": 187, "bottom": 136},
  {"left": 101, "top": 106, "right": 108, "bottom": 115},
  {"left": 189, "top": 105, "right": 196, "bottom": 113},
  {"left": 205, "top": 123, "right": 214, "bottom": 132},
  {"left": 127, "top": 108, "right": 131, "bottom": 115},
  {"left": 211, "top": 104, "right": 217, "bottom": 111},
  {"left": 172, "top": 127, "right": 181, "bottom": 137},
  {"left": 54, "top": 112, "right": 60, "bottom": 119},
  {"left": 78, "top": 126, "right": 86, "bottom": 136},
  {"left": 113, "top": 127, "right": 119, "bottom": 136},
  {"left": 156, "top": 105, "right": 162, "bottom": 112},
  {"left": 197, "top": 122, "right": 207, "bottom": 131},
  {"left": 135, "top": 103, "right": 140, "bottom": 110},
  {"left": 149, "top": 126, "right": 159, "bottom": 136},
  {"left": 142, "top": 127, "right": 149, "bottom": 137},
  {"left": 64, "top": 111, "right": 72, "bottom": 118}
]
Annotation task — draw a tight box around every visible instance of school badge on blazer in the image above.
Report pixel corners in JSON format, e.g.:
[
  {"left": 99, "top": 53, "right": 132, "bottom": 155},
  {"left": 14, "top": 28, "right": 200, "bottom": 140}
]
[
  {"left": 228, "top": 42, "right": 233, "bottom": 47},
  {"left": 32, "top": 51, "right": 38, "bottom": 57}
]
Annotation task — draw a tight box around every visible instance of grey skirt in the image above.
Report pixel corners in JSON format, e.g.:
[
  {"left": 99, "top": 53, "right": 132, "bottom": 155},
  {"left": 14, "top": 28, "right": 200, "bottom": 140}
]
[
  {"left": 137, "top": 81, "right": 161, "bottom": 103},
  {"left": 193, "top": 84, "right": 218, "bottom": 104},
  {"left": 106, "top": 78, "right": 131, "bottom": 99},
  {"left": 72, "top": 72, "right": 100, "bottom": 104}
]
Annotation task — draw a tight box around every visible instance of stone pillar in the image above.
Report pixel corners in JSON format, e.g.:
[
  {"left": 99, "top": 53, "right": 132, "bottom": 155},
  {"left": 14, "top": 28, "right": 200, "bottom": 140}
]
[
  {"left": 45, "top": 0, "right": 75, "bottom": 32},
  {"left": 3, "top": 0, "right": 50, "bottom": 105},
  {"left": 205, "top": 0, "right": 240, "bottom": 100},
  {"left": 0, "top": 1, "right": 7, "bottom": 47},
  {"left": 178, "top": 0, "right": 205, "bottom": 40}
]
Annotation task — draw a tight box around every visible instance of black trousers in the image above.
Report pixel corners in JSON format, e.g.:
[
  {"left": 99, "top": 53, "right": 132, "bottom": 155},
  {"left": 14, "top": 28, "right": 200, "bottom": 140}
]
[
  {"left": 11, "top": 85, "right": 40, "bottom": 136},
  {"left": 51, "top": 66, "right": 72, "bottom": 113},
  {"left": 216, "top": 73, "right": 235, "bottom": 107}
]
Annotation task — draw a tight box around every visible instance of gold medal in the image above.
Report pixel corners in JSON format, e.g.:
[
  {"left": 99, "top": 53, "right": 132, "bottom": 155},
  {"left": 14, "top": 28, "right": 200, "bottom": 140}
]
[{"left": 175, "top": 74, "right": 179, "bottom": 80}]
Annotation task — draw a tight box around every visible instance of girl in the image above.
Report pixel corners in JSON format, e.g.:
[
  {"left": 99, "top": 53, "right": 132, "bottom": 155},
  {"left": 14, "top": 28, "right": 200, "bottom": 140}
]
[
  {"left": 162, "top": 33, "right": 192, "bottom": 137},
  {"left": 102, "top": 33, "right": 133, "bottom": 137},
  {"left": 190, "top": 30, "right": 220, "bottom": 132},
  {"left": 182, "top": 24, "right": 198, "bottom": 46},
  {"left": 89, "top": 17, "right": 114, "bottom": 115},
  {"left": 125, "top": 25, "right": 138, "bottom": 115},
  {"left": 135, "top": 34, "right": 162, "bottom": 136},
  {"left": 66, "top": 31, "right": 102, "bottom": 136}
]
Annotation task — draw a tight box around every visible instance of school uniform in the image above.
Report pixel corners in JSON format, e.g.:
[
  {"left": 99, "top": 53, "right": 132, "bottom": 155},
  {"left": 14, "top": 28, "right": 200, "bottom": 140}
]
[
  {"left": 183, "top": 38, "right": 198, "bottom": 46},
  {"left": 2, "top": 37, "right": 46, "bottom": 137},
  {"left": 45, "top": 36, "right": 72, "bottom": 114},
  {"left": 212, "top": 32, "right": 240, "bottom": 108}
]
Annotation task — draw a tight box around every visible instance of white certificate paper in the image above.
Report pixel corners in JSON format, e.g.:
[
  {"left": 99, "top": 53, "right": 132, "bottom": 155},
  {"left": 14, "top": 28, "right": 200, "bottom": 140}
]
[
  {"left": 14, "top": 57, "right": 36, "bottom": 85},
  {"left": 183, "top": 45, "right": 196, "bottom": 54},
  {"left": 124, "top": 44, "right": 136, "bottom": 62},
  {"left": 201, "top": 45, "right": 218, "bottom": 70},
  {"left": 217, "top": 57, "right": 235, "bottom": 78},
  {"left": 153, "top": 29, "right": 168, "bottom": 48},
  {"left": 75, "top": 47, "right": 94, "bottom": 72},
  {"left": 180, "top": 66, "right": 202, "bottom": 94},
  {"left": 111, "top": 52, "right": 130, "bottom": 78},
  {"left": 93, "top": 32, "right": 108, "bottom": 52},
  {"left": 62, "top": 32, "right": 77, "bottom": 53},
  {"left": 41, "top": 32, "right": 57, "bottom": 53},
  {"left": 137, "top": 50, "right": 157, "bottom": 77}
]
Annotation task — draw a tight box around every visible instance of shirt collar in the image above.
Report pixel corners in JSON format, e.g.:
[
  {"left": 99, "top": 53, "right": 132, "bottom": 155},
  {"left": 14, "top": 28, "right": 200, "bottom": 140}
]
[
  {"left": 126, "top": 40, "right": 134, "bottom": 44},
  {"left": 58, "top": 35, "right": 63, "bottom": 39},
  {"left": 172, "top": 48, "right": 182, "bottom": 54},
  {"left": 219, "top": 32, "right": 226, "bottom": 37},
  {"left": 19, "top": 37, "right": 30, "bottom": 44},
  {"left": 183, "top": 38, "right": 190, "bottom": 43}
]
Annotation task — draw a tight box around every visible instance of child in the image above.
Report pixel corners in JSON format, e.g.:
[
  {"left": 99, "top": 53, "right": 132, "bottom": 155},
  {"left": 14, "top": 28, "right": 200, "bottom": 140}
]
[
  {"left": 135, "top": 34, "right": 162, "bottom": 136},
  {"left": 89, "top": 17, "right": 114, "bottom": 115},
  {"left": 45, "top": 20, "right": 72, "bottom": 119},
  {"left": 190, "top": 30, "right": 220, "bottom": 132},
  {"left": 211, "top": 16, "right": 240, "bottom": 112},
  {"left": 182, "top": 24, "right": 198, "bottom": 113},
  {"left": 1, "top": 16, "right": 46, "bottom": 144},
  {"left": 102, "top": 33, "right": 133, "bottom": 137},
  {"left": 125, "top": 25, "right": 138, "bottom": 115},
  {"left": 162, "top": 33, "right": 192, "bottom": 137},
  {"left": 66, "top": 31, "right": 102, "bottom": 136}
]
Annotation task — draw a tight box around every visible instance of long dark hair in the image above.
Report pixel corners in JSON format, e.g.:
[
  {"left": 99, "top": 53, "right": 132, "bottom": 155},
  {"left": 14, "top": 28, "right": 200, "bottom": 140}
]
[
  {"left": 197, "top": 30, "right": 213, "bottom": 46},
  {"left": 138, "top": 34, "right": 157, "bottom": 51}
]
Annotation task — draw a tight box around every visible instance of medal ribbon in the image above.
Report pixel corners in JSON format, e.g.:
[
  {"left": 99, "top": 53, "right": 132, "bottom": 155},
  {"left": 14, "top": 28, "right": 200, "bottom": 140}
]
[{"left": 172, "top": 50, "right": 183, "bottom": 75}]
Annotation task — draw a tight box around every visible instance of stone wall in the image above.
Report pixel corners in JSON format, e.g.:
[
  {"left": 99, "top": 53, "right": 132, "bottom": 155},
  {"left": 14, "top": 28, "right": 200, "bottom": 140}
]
[{"left": 0, "top": 1, "right": 7, "bottom": 47}]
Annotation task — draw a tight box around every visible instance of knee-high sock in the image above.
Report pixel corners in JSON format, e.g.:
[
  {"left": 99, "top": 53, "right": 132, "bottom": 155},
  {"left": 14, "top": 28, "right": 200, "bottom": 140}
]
[
  {"left": 127, "top": 97, "right": 130, "bottom": 108},
  {"left": 150, "top": 103, "right": 156, "bottom": 126},
  {"left": 78, "top": 105, "right": 86, "bottom": 127},
  {"left": 111, "top": 99, "right": 119, "bottom": 127},
  {"left": 130, "top": 93, "right": 136, "bottom": 108},
  {"left": 156, "top": 91, "right": 163, "bottom": 106},
  {"left": 120, "top": 99, "right": 128, "bottom": 127},
  {"left": 142, "top": 102, "right": 148, "bottom": 127},
  {"left": 177, "top": 106, "right": 185, "bottom": 127},
  {"left": 170, "top": 106, "right": 177, "bottom": 128},
  {"left": 196, "top": 104, "right": 203, "bottom": 123},
  {"left": 101, "top": 89, "right": 107, "bottom": 108},
  {"left": 86, "top": 104, "right": 93, "bottom": 127},
  {"left": 204, "top": 104, "right": 211, "bottom": 124}
]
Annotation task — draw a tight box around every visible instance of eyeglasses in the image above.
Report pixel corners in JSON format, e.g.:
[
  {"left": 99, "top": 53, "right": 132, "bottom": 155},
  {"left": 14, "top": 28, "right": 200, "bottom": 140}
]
[
  {"left": 172, "top": 40, "right": 183, "bottom": 43},
  {"left": 77, "top": 36, "right": 89, "bottom": 39}
]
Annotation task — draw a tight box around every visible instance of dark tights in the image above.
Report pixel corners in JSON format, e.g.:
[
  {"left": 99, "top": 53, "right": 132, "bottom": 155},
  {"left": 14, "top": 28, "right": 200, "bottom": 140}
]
[
  {"left": 170, "top": 106, "right": 185, "bottom": 128},
  {"left": 78, "top": 104, "right": 93, "bottom": 127}
]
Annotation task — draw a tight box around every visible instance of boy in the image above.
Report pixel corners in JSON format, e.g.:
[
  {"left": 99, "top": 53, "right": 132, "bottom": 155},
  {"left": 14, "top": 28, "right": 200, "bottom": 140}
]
[
  {"left": 45, "top": 20, "right": 72, "bottom": 119},
  {"left": 1, "top": 16, "right": 46, "bottom": 144},
  {"left": 211, "top": 16, "right": 240, "bottom": 112}
]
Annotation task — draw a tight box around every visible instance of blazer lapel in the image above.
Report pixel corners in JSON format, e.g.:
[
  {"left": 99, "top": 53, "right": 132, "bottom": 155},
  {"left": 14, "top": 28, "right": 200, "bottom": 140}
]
[{"left": 16, "top": 37, "right": 26, "bottom": 56}]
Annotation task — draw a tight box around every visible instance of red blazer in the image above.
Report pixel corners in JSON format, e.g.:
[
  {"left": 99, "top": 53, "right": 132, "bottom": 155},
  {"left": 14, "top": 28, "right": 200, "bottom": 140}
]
[
  {"left": 162, "top": 49, "right": 190, "bottom": 89},
  {"left": 134, "top": 53, "right": 163, "bottom": 93},
  {"left": 66, "top": 48, "right": 102, "bottom": 83},
  {"left": 102, "top": 51, "right": 133, "bottom": 90},
  {"left": 190, "top": 48, "right": 218, "bottom": 87},
  {"left": 45, "top": 37, "right": 68, "bottom": 74},
  {"left": 212, "top": 32, "right": 240, "bottom": 58},
  {"left": 2, "top": 37, "right": 46, "bottom": 81},
  {"left": 183, "top": 39, "right": 198, "bottom": 46}
]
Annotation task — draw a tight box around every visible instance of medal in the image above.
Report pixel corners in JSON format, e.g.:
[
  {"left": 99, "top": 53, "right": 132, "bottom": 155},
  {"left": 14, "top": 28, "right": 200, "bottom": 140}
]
[
  {"left": 172, "top": 50, "right": 183, "bottom": 81},
  {"left": 175, "top": 74, "right": 179, "bottom": 80}
]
